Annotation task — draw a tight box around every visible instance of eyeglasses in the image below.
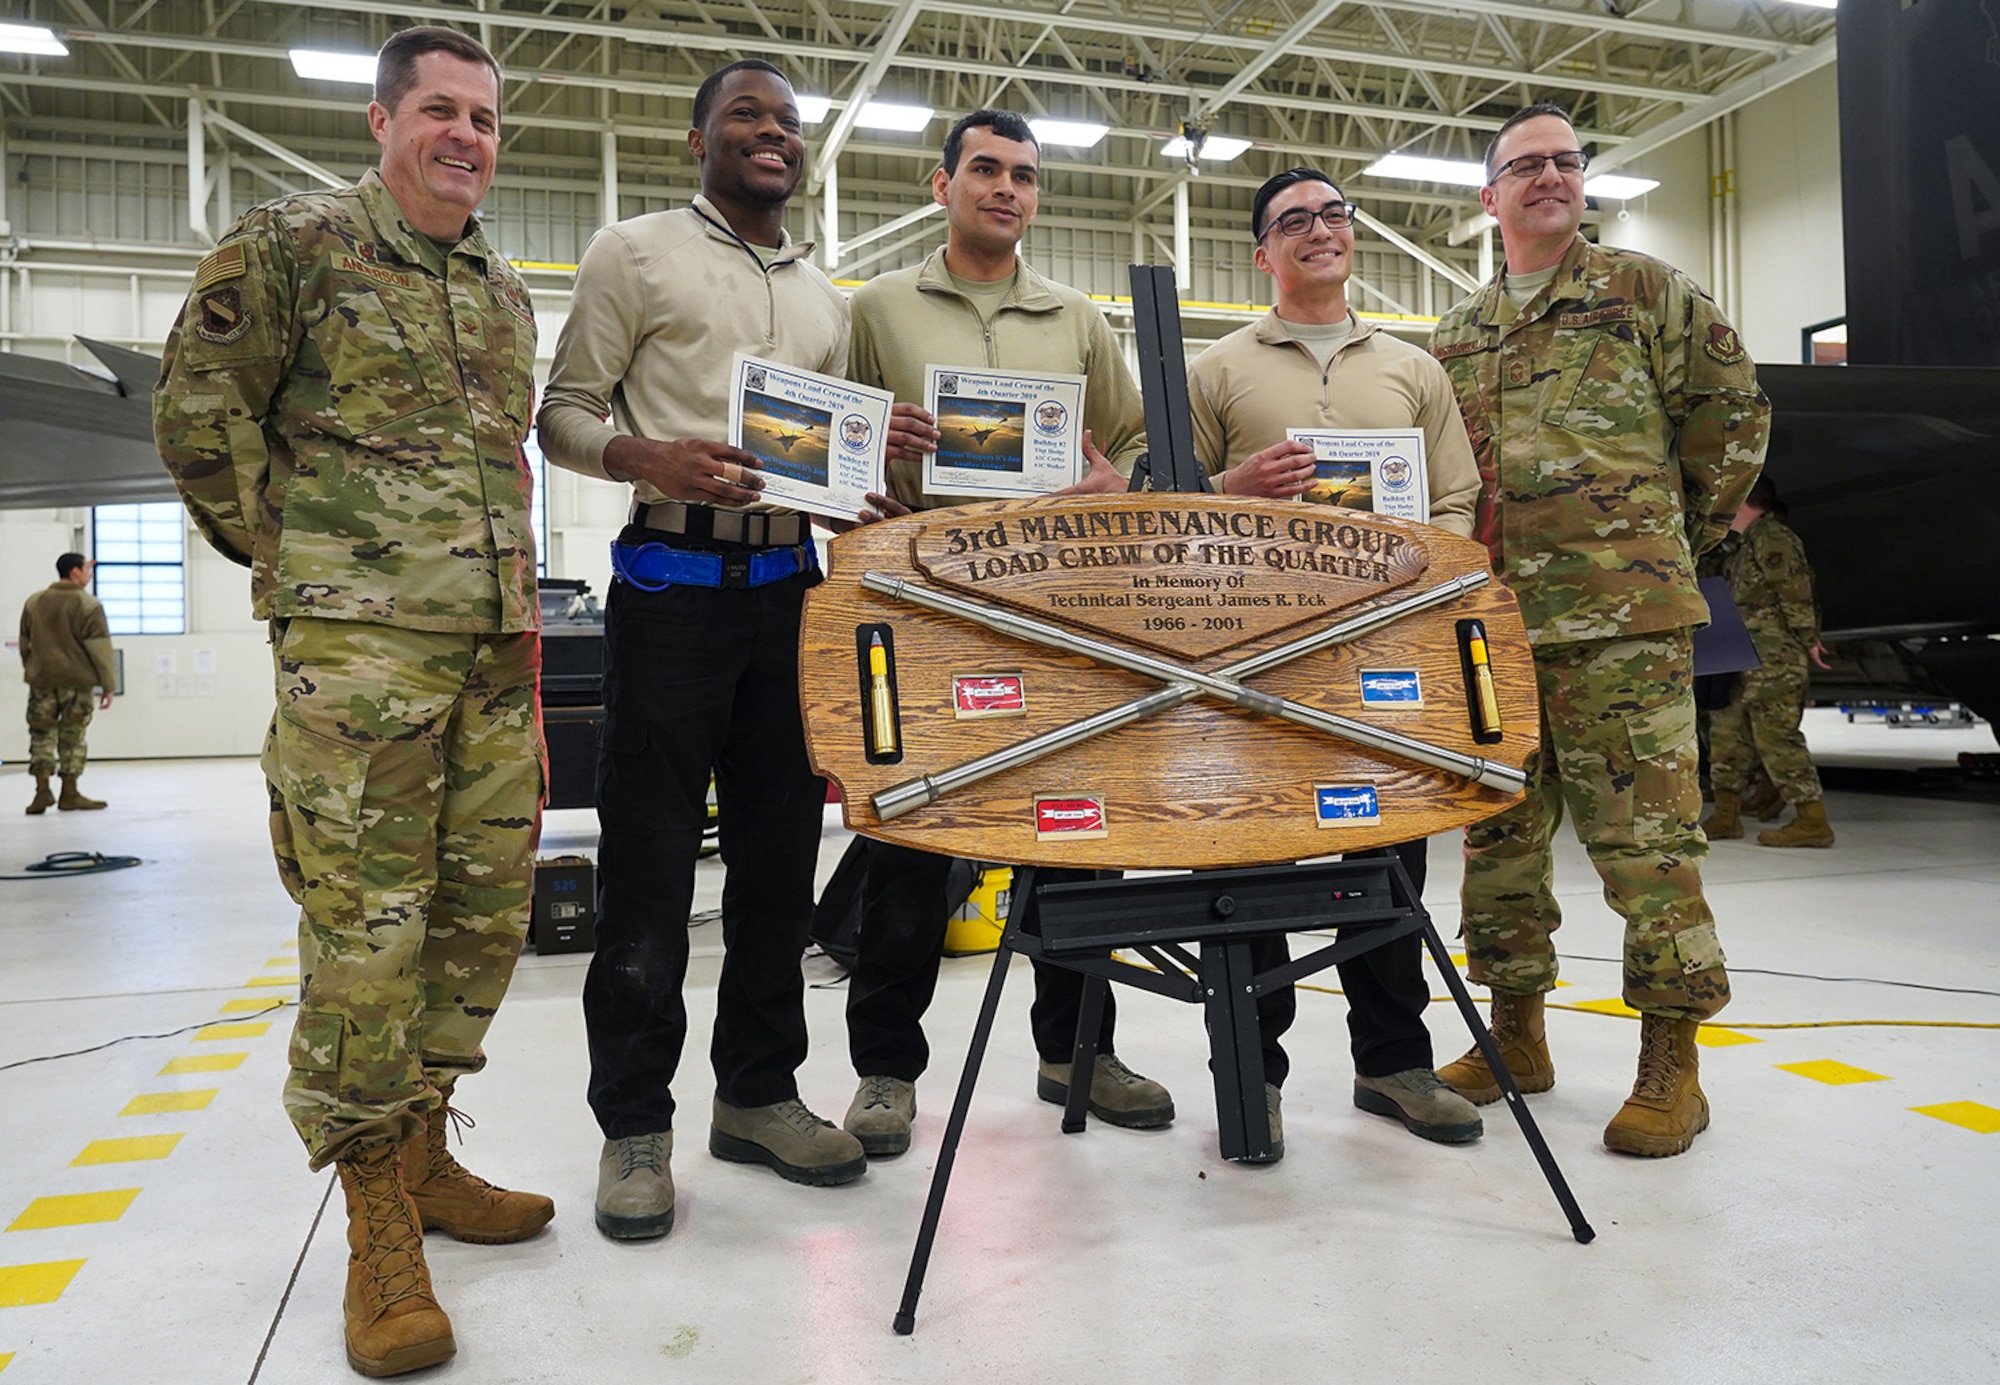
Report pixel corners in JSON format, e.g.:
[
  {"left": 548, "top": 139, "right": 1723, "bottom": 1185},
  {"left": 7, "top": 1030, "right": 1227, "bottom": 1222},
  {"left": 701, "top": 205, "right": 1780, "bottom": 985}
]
[
  {"left": 1260, "top": 200, "right": 1360, "bottom": 240},
  {"left": 1489, "top": 150, "right": 1589, "bottom": 183}
]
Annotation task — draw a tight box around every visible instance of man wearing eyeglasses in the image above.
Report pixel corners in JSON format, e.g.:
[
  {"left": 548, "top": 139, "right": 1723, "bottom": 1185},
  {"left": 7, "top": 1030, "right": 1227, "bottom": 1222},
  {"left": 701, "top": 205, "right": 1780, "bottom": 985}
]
[
  {"left": 1428, "top": 103, "right": 1768, "bottom": 1158},
  {"left": 1184, "top": 167, "right": 1483, "bottom": 1156}
]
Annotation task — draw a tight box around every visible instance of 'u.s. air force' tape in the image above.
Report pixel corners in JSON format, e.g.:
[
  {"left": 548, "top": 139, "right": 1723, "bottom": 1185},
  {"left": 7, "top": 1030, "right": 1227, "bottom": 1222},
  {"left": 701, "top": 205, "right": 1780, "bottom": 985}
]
[{"left": 1315, "top": 784, "right": 1380, "bottom": 826}]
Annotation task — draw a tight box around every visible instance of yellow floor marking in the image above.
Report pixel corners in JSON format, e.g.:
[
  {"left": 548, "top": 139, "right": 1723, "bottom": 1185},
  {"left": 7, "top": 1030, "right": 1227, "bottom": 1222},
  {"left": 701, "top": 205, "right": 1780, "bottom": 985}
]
[
  {"left": 160, "top": 1053, "right": 245, "bottom": 1076},
  {"left": 72, "top": 1135, "right": 182, "bottom": 1166},
  {"left": 1449, "top": 952, "right": 1466, "bottom": 968},
  {"left": 241, "top": 976, "right": 294, "bottom": 988},
  {"left": 7, "top": 1190, "right": 140, "bottom": 1233},
  {"left": 119, "top": 1090, "right": 219, "bottom": 1117},
  {"left": 1569, "top": 997, "right": 1640, "bottom": 1018},
  {"left": 1, "top": 1349, "right": 14, "bottom": 1370},
  {"left": 0, "top": 1259, "right": 86, "bottom": 1308},
  {"left": 194, "top": 1021, "right": 270, "bottom": 1042},
  {"left": 263, "top": 958, "right": 294, "bottom": 968},
  {"left": 279, "top": 941, "right": 297, "bottom": 950},
  {"left": 1910, "top": 1101, "right": 2000, "bottom": 1134},
  {"left": 218, "top": 998, "right": 282, "bottom": 1014},
  {"left": 1694, "top": 1026, "right": 1761, "bottom": 1047},
  {"left": 1777, "top": 1060, "right": 1889, "bottom": 1086}
]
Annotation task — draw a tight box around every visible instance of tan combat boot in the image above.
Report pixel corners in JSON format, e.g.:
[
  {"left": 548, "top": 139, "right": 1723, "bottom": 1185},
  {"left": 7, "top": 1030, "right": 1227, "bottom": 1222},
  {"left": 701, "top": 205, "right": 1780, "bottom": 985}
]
[
  {"left": 401, "top": 1098, "right": 554, "bottom": 1244},
  {"left": 337, "top": 1143, "right": 455, "bottom": 1377},
  {"left": 1703, "top": 791, "right": 1743, "bottom": 840},
  {"left": 57, "top": 776, "right": 105, "bottom": 811},
  {"left": 1603, "top": 1014, "right": 1709, "bottom": 1157},
  {"left": 25, "top": 774, "right": 54, "bottom": 814},
  {"left": 1436, "top": 991, "right": 1555, "bottom": 1106},
  {"left": 1758, "top": 800, "right": 1835, "bottom": 849}
]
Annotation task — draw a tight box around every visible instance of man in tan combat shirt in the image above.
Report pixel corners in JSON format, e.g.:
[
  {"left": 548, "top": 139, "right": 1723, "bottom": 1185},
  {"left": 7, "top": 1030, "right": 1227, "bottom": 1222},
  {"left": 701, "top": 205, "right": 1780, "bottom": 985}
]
[{"left": 154, "top": 27, "right": 550, "bottom": 1377}]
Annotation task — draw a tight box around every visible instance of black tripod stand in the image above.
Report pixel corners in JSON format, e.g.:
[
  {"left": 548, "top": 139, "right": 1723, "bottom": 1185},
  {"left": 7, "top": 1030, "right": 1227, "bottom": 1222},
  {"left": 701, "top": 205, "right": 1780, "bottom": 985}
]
[{"left": 892, "top": 857, "right": 1595, "bottom": 1334}]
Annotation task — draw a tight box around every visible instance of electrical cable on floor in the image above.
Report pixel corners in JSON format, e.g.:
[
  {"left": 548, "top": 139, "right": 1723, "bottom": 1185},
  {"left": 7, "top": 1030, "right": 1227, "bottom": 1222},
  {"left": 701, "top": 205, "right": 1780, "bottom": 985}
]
[
  {"left": 0, "top": 850, "right": 146, "bottom": 880},
  {"left": 0, "top": 998, "right": 294, "bottom": 1072}
]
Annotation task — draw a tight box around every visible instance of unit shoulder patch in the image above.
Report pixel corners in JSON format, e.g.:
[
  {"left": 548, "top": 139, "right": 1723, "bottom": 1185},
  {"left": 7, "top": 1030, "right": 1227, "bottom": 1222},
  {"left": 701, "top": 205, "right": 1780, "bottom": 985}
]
[
  {"left": 1704, "top": 323, "right": 1747, "bottom": 365},
  {"left": 194, "top": 286, "right": 253, "bottom": 345},
  {"left": 192, "top": 243, "right": 247, "bottom": 292}
]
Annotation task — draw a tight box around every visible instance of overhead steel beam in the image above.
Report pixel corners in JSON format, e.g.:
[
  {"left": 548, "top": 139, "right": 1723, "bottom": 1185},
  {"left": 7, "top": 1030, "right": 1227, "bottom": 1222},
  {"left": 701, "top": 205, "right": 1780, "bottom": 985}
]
[
  {"left": 1189, "top": 0, "right": 1350, "bottom": 125},
  {"left": 203, "top": 108, "right": 347, "bottom": 190},
  {"left": 808, "top": 0, "right": 923, "bottom": 196}
]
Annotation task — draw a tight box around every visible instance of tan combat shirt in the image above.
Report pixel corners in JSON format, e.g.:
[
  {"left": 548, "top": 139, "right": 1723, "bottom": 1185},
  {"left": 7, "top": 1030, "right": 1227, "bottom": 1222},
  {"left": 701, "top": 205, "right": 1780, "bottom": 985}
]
[
  {"left": 536, "top": 196, "right": 848, "bottom": 514},
  {"left": 1430, "top": 233, "right": 1769, "bottom": 644},
  {"left": 1186, "top": 312, "right": 1481, "bottom": 540},
  {"left": 19, "top": 583, "right": 116, "bottom": 690},
  {"left": 154, "top": 170, "right": 540, "bottom": 634},
  {"left": 848, "top": 247, "right": 1146, "bottom": 511}
]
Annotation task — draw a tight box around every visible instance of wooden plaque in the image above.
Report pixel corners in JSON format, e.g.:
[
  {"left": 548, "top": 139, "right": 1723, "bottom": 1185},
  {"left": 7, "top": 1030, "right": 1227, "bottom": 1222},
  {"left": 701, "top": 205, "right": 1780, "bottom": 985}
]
[{"left": 800, "top": 495, "right": 1537, "bottom": 871}]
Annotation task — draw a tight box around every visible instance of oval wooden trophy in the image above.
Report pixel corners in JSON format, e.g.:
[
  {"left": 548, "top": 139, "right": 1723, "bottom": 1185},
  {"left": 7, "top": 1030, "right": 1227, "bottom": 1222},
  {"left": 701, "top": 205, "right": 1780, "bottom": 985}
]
[{"left": 800, "top": 494, "right": 1535, "bottom": 871}]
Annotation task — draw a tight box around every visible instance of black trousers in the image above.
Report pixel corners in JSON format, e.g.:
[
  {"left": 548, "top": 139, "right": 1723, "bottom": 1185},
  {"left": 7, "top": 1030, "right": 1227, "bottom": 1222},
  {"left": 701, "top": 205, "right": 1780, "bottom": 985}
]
[
  {"left": 1252, "top": 837, "right": 1434, "bottom": 1088},
  {"left": 583, "top": 543, "right": 828, "bottom": 1138},
  {"left": 846, "top": 842, "right": 1116, "bottom": 1079}
]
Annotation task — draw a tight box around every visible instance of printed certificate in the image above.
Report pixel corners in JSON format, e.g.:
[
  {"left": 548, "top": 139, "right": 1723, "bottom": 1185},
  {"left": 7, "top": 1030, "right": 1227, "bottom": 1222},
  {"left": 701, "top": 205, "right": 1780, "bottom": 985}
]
[
  {"left": 923, "top": 365, "right": 1086, "bottom": 499},
  {"left": 1285, "top": 427, "right": 1429, "bottom": 523},
  {"left": 728, "top": 353, "right": 892, "bottom": 522}
]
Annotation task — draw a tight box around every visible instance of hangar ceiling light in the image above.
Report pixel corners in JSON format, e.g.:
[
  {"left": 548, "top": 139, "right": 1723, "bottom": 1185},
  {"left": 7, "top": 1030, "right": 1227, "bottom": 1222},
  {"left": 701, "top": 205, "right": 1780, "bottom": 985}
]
[
  {"left": 856, "top": 101, "right": 935, "bottom": 132},
  {"left": 1029, "top": 119, "right": 1111, "bottom": 149},
  {"left": 0, "top": 24, "right": 68, "bottom": 57},
  {"left": 289, "top": 49, "right": 376, "bottom": 85}
]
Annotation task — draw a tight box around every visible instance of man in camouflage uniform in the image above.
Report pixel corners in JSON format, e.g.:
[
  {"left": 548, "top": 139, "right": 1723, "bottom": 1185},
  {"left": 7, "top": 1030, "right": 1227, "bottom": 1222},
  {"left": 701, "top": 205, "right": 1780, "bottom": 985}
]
[
  {"left": 18, "top": 552, "right": 117, "bottom": 812},
  {"left": 154, "top": 27, "right": 550, "bottom": 1378},
  {"left": 1429, "top": 103, "right": 1767, "bottom": 1158},
  {"left": 1705, "top": 477, "right": 1833, "bottom": 848}
]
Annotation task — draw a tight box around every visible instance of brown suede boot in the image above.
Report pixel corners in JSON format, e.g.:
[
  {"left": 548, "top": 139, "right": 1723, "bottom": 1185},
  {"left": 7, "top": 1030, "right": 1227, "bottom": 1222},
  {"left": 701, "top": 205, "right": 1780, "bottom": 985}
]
[
  {"left": 57, "top": 776, "right": 105, "bottom": 811},
  {"left": 401, "top": 1100, "right": 554, "bottom": 1245},
  {"left": 25, "top": 774, "right": 54, "bottom": 815},
  {"left": 1436, "top": 991, "right": 1555, "bottom": 1106},
  {"left": 1704, "top": 790, "right": 1744, "bottom": 840},
  {"left": 1603, "top": 1014, "right": 1709, "bottom": 1157},
  {"left": 1758, "top": 799, "right": 1835, "bottom": 849},
  {"left": 337, "top": 1143, "right": 455, "bottom": 1377}
]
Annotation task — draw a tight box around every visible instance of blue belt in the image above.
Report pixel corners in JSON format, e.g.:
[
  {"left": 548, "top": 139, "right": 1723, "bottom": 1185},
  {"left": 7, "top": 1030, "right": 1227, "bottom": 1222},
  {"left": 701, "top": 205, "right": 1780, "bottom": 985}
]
[{"left": 611, "top": 538, "right": 818, "bottom": 592}]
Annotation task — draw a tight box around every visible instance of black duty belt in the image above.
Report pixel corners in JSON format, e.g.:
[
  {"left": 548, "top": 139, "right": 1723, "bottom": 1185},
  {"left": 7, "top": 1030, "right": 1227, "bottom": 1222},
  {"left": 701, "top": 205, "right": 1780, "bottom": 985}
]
[{"left": 635, "top": 501, "right": 806, "bottom": 548}]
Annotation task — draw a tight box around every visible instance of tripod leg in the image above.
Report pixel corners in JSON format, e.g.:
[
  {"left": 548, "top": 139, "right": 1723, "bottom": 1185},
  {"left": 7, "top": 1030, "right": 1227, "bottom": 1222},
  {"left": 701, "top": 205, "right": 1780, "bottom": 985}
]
[
  {"left": 894, "top": 886, "right": 1026, "bottom": 1333},
  {"left": 1421, "top": 920, "right": 1595, "bottom": 1244},
  {"left": 1061, "top": 973, "right": 1109, "bottom": 1134}
]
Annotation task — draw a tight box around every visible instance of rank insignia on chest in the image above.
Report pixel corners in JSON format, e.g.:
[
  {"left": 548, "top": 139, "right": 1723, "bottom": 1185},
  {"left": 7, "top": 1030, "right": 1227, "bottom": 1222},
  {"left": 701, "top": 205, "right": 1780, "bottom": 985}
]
[
  {"left": 1704, "top": 324, "right": 1747, "bottom": 364},
  {"left": 1503, "top": 357, "right": 1532, "bottom": 388},
  {"left": 195, "top": 286, "right": 253, "bottom": 345}
]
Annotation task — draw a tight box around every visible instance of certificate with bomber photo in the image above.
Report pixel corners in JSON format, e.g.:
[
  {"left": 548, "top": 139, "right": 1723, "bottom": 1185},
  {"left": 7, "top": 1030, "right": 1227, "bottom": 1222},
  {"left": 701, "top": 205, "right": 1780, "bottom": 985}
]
[
  {"left": 728, "top": 352, "right": 891, "bottom": 521},
  {"left": 1285, "top": 427, "right": 1430, "bottom": 523},
  {"left": 924, "top": 365, "right": 1087, "bottom": 499}
]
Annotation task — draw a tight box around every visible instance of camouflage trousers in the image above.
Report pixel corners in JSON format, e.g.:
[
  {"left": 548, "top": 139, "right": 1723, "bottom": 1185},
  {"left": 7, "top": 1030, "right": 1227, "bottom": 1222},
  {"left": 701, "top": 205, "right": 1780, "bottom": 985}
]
[
  {"left": 1461, "top": 629, "right": 1730, "bottom": 1021},
  {"left": 1710, "top": 646, "right": 1821, "bottom": 805},
  {"left": 266, "top": 617, "right": 544, "bottom": 1169},
  {"left": 25, "top": 684, "right": 95, "bottom": 777}
]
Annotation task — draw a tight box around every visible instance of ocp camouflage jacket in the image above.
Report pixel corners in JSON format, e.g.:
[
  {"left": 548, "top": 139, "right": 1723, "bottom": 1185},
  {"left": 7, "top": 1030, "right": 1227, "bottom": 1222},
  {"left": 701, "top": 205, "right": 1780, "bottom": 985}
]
[{"left": 1429, "top": 233, "right": 1768, "bottom": 645}]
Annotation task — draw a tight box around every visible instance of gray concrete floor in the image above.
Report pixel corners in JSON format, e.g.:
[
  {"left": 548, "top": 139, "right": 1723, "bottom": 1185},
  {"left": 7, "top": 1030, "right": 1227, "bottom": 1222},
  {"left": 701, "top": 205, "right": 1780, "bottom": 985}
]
[{"left": 2, "top": 708, "right": 1997, "bottom": 1383}]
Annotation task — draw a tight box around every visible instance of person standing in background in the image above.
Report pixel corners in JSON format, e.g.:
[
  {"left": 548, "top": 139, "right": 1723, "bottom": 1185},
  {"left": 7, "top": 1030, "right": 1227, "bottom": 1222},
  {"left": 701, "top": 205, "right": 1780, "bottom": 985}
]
[
  {"left": 1704, "top": 476, "right": 1834, "bottom": 848},
  {"left": 18, "top": 552, "right": 116, "bottom": 813}
]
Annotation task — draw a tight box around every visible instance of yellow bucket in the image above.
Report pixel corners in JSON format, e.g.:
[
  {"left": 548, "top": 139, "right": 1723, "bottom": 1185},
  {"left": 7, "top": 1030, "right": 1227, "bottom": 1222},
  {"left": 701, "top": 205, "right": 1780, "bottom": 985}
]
[{"left": 942, "top": 866, "right": 1012, "bottom": 956}]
